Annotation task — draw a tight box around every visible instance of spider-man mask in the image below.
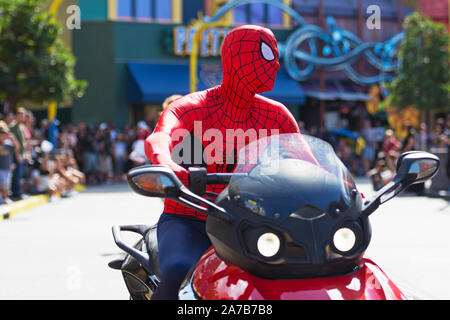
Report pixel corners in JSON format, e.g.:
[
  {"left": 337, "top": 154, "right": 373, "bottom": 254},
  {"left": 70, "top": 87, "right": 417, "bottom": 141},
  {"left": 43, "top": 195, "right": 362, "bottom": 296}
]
[{"left": 221, "top": 25, "right": 280, "bottom": 98}]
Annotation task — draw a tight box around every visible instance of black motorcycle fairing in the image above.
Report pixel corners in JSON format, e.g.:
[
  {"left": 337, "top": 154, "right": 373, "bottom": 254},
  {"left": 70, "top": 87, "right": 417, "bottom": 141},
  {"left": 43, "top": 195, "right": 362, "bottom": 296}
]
[
  {"left": 208, "top": 190, "right": 370, "bottom": 279},
  {"left": 227, "top": 159, "right": 353, "bottom": 221},
  {"left": 205, "top": 134, "right": 372, "bottom": 280}
]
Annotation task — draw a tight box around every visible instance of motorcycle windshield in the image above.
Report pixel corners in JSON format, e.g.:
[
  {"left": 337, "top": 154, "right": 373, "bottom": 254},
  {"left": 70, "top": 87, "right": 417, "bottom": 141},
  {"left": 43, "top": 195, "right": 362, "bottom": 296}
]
[{"left": 229, "top": 134, "right": 356, "bottom": 220}]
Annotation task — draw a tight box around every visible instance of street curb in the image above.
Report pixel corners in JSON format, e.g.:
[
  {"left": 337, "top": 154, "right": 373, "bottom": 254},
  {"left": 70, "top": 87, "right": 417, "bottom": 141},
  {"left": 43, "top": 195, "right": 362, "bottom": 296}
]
[
  {"left": 0, "top": 184, "right": 86, "bottom": 221},
  {"left": 0, "top": 195, "right": 49, "bottom": 220}
]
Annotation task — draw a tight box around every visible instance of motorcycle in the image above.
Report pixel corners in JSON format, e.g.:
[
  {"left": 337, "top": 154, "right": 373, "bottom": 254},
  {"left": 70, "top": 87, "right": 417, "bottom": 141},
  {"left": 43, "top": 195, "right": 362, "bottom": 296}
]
[{"left": 109, "top": 134, "right": 440, "bottom": 300}]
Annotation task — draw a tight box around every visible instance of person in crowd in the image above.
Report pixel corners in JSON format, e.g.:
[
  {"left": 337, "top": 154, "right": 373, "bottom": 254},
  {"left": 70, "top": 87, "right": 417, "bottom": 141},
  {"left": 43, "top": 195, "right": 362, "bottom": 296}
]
[
  {"left": 417, "top": 123, "right": 428, "bottom": 151},
  {"left": 3, "top": 112, "right": 14, "bottom": 126},
  {"left": 430, "top": 118, "right": 447, "bottom": 152},
  {"left": 29, "top": 149, "right": 85, "bottom": 200},
  {"left": 74, "top": 122, "right": 86, "bottom": 172},
  {"left": 401, "top": 124, "right": 416, "bottom": 153},
  {"left": 108, "top": 122, "right": 118, "bottom": 141},
  {"left": 9, "top": 107, "right": 29, "bottom": 200},
  {"left": 79, "top": 126, "right": 98, "bottom": 185},
  {"left": 161, "top": 94, "right": 182, "bottom": 112},
  {"left": 24, "top": 111, "right": 35, "bottom": 139},
  {"left": 113, "top": 132, "right": 128, "bottom": 181},
  {"left": 336, "top": 137, "right": 358, "bottom": 174},
  {"left": 381, "top": 129, "right": 400, "bottom": 172},
  {"left": 54, "top": 152, "right": 85, "bottom": 196},
  {"left": 57, "top": 128, "right": 71, "bottom": 150},
  {"left": 372, "top": 120, "right": 386, "bottom": 153},
  {"left": 128, "top": 121, "right": 149, "bottom": 166},
  {"left": 361, "top": 120, "right": 377, "bottom": 175},
  {"left": 39, "top": 119, "right": 49, "bottom": 140},
  {"left": 0, "top": 122, "right": 20, "bottom": 204},
  {"left": 64, "top": 150, "right": 85, "bottom": 186},
  {"left": 444, "top": 115, "right": 450, "bottom": 138},
  {"left": 29, "top": 152, "right": 59, "bottom": 201},
  {"left": 367, "top": 158, "right": 395, "bottom": 191},
  {"left": 443, "top": 115, "right": 450, "bottom": 180},
  {"left": 66, "top": 125, "right": 78, "bottom": 150},
  {"left": 297, "top": 120, "right": 305, "bottom": 132},
  {"left": 97, "top": 140, "right": 113, "bottom": 184},
  {"left": 353, "top": 135, "right": 366, "bottom": 176}
]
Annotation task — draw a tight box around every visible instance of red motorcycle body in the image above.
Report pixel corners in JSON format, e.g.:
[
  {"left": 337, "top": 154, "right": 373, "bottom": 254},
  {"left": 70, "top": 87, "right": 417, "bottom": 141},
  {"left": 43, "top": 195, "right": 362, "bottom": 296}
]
[{"left": 191, "top": 248, "right": 406, "bottom": 300}]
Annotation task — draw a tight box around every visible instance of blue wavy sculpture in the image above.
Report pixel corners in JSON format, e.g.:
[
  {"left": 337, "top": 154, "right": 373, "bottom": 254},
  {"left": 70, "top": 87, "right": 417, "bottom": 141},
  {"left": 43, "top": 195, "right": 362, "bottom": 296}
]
[{"left": 203, "top": 0, "right": 404, "bottom": 86}]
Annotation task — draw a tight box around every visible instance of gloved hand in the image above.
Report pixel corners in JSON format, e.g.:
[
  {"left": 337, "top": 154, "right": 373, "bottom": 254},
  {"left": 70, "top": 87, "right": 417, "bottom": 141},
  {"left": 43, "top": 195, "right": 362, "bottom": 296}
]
[{"left": 168, "top": 161, "right": 189, "bottom": 187}]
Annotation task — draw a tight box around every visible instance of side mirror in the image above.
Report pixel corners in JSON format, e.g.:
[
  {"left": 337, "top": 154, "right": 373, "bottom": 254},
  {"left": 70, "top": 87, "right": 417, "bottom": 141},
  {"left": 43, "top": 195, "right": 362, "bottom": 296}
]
[
  {"left": 127, "top": 165, "right": 183, "bottom": 198},
  {"left": 363, "top": 152, "right": 440, "bottom": 216},
  {"left": 395, "top": 151, "right": 440, "bottom": 185},
  {"left": 127, "top": 165, "right": 234, "bottom": 223}
]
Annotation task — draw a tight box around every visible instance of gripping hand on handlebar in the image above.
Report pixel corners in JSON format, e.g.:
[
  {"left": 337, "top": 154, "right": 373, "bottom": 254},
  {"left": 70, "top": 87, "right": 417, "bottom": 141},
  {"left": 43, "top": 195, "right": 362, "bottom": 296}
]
[{"left": 144, "top": 130, "right": 189, "bottom": 186}]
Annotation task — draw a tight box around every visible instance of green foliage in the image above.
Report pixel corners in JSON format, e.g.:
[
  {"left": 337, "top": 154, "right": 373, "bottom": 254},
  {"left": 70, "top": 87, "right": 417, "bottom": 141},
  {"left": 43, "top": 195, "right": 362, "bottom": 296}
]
[
  {"left": 386, "top": 12, "right": 450, "bottom": 113},
  {"left": 0, "top": 0, "right": 87, "bottom": 108}
]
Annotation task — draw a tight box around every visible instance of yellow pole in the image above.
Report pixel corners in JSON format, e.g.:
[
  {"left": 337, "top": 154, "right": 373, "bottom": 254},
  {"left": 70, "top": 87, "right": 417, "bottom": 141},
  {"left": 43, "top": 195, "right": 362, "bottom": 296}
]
[
  {"left": 49, "top": 0, "right": 63, "bottom": 18},
  {"left": 48, "top": 101, "right": 57, "bottom": 122},
  {"left": 189, "top": 27, "right": 202, "bottom": 93},
  {"left": 172, "top": 0, "right": 183, "bottom": 24},
  {"left": 189, "top": 18, "right": 229, "bottom": 93},
  {"left": 282, "top": 0, "right": 292, "bottom": 28},
  {"left": 108, "top": 0, "right": 117, "bottom": 20}
]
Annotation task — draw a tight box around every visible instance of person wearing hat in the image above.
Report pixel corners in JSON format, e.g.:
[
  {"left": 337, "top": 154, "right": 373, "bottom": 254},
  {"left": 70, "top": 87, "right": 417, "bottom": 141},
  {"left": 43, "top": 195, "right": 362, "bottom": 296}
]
[{"left": 0, "top": 121, "right": 20, "bottom": 204}]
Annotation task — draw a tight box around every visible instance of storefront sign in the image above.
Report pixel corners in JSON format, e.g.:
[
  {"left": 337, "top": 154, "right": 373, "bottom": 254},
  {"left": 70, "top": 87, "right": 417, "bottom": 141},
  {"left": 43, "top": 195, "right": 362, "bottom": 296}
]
[{"left": 173, "top": 26, "right": 231, "bottom": 57}]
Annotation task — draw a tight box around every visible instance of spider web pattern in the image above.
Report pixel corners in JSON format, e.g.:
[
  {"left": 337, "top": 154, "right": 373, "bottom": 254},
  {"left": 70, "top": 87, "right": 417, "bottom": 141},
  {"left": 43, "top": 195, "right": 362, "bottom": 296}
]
[{"left": 149, "top": 26, "right": 301, "bottom": 220}]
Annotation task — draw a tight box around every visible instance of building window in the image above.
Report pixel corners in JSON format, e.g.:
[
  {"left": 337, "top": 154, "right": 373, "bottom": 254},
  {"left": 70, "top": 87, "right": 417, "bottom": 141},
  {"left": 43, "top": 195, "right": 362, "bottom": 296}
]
[
  {"left": 116, "top": 0, "right": 174, "bottom": 22},
  {"left": 155, "top": 0, "right": 172, "bottom": 22},
  {"left": 233, "top": 3, "right": 283, "bottom": 27},
  {"left": 136, "top": 0, "right": 152, "bottom": 21},
  {"left": 117, "top": 0, "right": 133, "bottom": 20}
]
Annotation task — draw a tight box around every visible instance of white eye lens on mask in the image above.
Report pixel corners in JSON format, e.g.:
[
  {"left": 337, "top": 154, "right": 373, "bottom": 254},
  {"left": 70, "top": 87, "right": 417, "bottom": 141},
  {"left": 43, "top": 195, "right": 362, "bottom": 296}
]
[{"left": 261, "top": 41, "right": 275, "bottom": 61}]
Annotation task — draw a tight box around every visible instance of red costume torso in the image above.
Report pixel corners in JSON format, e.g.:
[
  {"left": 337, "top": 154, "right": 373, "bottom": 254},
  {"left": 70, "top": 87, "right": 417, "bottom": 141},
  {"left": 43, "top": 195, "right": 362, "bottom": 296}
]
[{"left": 145, "top": 25, "right": 301, "bottom": 220}]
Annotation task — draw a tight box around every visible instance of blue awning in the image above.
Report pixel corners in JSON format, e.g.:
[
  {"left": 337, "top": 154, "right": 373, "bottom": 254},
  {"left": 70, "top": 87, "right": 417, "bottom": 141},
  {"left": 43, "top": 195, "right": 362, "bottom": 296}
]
[
  {"left": 260, "top": 67, "right": 305, "bottom": 105},
  {"left": 126, "top": 62, "right": 305, "bottom": 105},
  {"left": 126, "top": 62, "right": 190, "bottom": 103}
]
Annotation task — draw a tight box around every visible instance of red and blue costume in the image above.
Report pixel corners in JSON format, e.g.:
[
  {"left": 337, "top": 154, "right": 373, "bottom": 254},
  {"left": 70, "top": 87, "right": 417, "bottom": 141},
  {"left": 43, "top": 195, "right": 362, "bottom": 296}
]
[{"left": 145, "top": 25, "right": 301, "bottom": 299}]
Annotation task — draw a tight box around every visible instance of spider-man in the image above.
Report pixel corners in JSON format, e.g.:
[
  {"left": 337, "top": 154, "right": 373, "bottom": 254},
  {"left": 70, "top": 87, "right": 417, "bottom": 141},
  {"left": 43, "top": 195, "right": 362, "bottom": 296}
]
[{"left": 145, "top": 25, "right": 301, "bottom": 299}]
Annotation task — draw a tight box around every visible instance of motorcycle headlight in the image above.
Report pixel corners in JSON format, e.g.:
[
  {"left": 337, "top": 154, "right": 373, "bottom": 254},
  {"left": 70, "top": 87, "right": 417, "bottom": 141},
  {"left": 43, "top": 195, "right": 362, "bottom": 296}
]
[
  {"left": 257, "top": 232, "right": 281, "bottom": 257},
  {"left": 333, "top": 227, "right": 356, "bottom": 253}
]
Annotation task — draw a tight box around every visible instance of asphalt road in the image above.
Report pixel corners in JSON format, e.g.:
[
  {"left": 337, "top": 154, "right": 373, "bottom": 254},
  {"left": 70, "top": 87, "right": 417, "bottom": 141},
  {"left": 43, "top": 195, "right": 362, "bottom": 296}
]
[
  {"left": 0, "top": 183, "right": 163, "bottom": 300},
  {"left": 0, "top": 180, "right": 448, "bottom": 300}
]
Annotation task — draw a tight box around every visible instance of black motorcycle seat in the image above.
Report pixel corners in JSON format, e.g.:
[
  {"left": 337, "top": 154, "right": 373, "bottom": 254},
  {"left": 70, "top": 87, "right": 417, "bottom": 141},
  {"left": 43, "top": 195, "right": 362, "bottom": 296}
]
[{"left": 144, "top": 225, "right": 162, "bottom": 279}]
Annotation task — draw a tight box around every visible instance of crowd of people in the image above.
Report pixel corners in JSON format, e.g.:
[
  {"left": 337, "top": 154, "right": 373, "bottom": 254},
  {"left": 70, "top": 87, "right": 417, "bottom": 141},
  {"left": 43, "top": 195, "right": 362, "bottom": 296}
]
[
  {"left": 300, "top": 116, "right": 450, "bottom": 191},
  {"left": 0, "top": 107, "right": 157, "bottom": 204},
  {"left": 0, "top": 95, "right": 185, "bottom": 205},
  {"left": 0, "top": 100, "right": 447, "bottom": 205},
  {"left": 0, "top": 108, "right": 85, "bottom": 204}
]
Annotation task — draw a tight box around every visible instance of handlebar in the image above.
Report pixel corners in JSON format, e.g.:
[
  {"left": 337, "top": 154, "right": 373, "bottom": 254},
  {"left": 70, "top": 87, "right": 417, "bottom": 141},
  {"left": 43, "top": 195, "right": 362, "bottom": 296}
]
[
  {"left": 188, "top": 167, "right": 247, "bottom": 196},
  {"left": 206, "top": 173, "right": 247, "bottom": 185}
]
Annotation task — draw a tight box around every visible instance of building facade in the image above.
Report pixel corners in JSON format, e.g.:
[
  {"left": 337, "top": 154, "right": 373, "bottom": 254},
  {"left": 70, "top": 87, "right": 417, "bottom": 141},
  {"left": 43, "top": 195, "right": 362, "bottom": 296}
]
[{"left": 69, "top": 0, "right": 417, "bottom": 130}]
